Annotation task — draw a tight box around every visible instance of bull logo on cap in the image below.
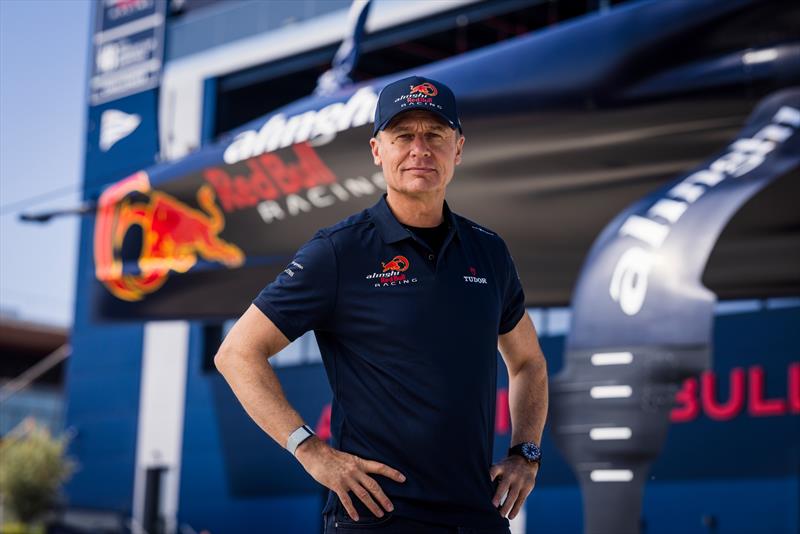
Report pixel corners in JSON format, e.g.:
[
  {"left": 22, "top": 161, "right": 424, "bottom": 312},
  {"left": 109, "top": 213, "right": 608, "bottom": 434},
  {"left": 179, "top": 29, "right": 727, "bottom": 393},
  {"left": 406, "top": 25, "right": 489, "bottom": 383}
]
[{"left": 409, "top": 82, "right": 438, "bottom": 97}]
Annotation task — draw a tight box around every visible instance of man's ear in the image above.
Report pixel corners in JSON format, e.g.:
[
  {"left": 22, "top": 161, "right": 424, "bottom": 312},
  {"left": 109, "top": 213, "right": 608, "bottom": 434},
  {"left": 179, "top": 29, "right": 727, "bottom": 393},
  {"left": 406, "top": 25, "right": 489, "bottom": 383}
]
[
  {"left": 455, "top": 135, "right": 465, "bottom": 165},
  {"left": 369, "top": 136, "right": 382, "bottom": 166}
]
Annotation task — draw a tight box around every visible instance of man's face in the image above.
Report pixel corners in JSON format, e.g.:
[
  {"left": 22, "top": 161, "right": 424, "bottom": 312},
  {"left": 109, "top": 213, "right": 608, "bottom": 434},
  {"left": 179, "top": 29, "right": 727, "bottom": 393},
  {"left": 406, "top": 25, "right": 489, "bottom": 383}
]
[{"left": 370, "top": 110, "right": 465, "bottom": 198}]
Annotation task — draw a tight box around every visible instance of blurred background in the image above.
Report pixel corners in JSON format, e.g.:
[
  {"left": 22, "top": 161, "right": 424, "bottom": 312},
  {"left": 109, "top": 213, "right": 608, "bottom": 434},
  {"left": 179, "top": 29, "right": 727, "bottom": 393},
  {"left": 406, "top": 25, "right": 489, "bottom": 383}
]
[{"left": 0, "top": 0, "right": 798, "bottom": 533}]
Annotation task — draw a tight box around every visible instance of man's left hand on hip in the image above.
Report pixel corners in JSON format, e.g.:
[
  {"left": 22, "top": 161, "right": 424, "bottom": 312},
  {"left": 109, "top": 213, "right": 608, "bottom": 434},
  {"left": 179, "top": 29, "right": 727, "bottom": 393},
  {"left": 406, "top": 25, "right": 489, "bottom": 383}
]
[{"left": 489, "top": 455, "right": 539, "bottom": 519}]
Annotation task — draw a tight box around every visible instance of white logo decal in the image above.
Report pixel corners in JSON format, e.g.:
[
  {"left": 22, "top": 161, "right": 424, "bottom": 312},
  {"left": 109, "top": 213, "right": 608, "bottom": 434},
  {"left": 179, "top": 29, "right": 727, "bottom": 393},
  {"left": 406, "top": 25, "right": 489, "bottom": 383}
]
[
  {"left": 100, "top": 109, "right": 141, "bottom": 151},
  {"left": 609, "top": 247, "right": 653, "bottom": 316},
  {"left": 609, "top": 105, "right": 799, "bottom": 316},
  {"left": 282, "top": 260, "right": 304, "bottom": 278},
  {"left": 223, "top": 87, "right": 378, "bottom": 165}
]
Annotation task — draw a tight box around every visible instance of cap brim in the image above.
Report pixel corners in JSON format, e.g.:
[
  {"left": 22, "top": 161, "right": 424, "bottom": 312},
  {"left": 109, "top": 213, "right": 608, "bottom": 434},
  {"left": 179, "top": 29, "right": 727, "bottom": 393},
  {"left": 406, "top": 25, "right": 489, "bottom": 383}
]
[{"left": 373, "top": 106, "right": 460, "bottom": 136}]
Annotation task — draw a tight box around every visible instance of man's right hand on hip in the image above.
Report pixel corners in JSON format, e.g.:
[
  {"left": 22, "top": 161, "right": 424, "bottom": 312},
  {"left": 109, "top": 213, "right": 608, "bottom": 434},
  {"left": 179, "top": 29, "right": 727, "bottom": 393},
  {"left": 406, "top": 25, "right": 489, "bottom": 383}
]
[{"left": 295, "top": 436, "right": 407, "bottom": 522}]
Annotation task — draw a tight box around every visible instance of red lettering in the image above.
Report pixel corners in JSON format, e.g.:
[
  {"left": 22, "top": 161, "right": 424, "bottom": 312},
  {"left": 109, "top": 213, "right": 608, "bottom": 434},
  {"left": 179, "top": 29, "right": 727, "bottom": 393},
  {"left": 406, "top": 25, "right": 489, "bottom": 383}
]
[
  {"left": 670, "top": 377, "right": 700, "bottom": 422},
  {"left": 247, "top": 159, "right": 279, "bottom": 200},
  {"left": 233, "top": 175, "right": 258, "bottom": 208},
  {"left": 204, "top": 144, "right": 339, "bottom": 213},
  {"left": 701, "top": 368, "right": 745, "bottom": 421},
  {"left": 495, "top": 388, "right": 510, "bottom": 434},
  {"left": 203, "top": 168, "right": 235, "bottom": 212},
  {"left": 315, "top": 403, "right": 332, "bottom": 441},
  {"left": 749, "top": 365, "right": 787, "bottom": 416},
  {"left": 295, "top": 143, "right": 337, "bottom": 187},
  {"left": 790, "top": 363, "right": 800, "bottom": 413},
  {"left": 260, "top": 153, "right": 301, "bottom": 195}
]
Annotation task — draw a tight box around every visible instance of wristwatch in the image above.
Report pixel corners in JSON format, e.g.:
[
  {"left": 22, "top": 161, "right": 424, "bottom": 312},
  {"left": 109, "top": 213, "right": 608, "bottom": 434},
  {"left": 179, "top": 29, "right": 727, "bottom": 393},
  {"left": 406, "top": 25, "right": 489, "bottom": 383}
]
[
  {"left": 286, "top": 424, "right": 315, "bottom": 456},
  {"left": 508, "top": 441, "right": 542, "bottom": 464}
]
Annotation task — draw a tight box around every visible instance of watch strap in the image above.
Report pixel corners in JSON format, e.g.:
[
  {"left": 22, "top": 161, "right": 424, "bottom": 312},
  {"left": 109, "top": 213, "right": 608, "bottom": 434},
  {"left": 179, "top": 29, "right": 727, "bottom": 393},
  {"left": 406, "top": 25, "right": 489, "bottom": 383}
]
[{"left": 286, "top": 424, "right": 315, "bottom": 456}]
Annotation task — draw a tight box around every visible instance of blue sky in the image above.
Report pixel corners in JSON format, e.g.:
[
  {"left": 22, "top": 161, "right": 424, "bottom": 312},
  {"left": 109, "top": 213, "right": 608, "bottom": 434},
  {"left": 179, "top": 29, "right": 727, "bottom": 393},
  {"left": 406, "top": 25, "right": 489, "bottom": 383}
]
[{"left": 0, "top": 0, "right": 90, "bottom": 327}]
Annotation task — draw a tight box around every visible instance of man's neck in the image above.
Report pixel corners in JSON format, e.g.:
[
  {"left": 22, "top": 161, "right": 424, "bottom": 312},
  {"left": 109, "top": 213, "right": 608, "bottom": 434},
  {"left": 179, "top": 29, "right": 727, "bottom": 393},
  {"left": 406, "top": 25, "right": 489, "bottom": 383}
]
[{"left": 385, "top": 190, "right": 445, "bottom": 228}]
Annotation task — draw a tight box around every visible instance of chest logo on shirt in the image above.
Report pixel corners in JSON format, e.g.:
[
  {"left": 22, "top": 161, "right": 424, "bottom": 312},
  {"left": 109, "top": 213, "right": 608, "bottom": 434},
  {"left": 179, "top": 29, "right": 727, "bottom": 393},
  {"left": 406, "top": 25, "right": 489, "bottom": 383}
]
[
  {"left": 365, "top": 255, "right": 418, "bottom": 287},
  {"left": 464, "top": 266, "right": 487, "bottom": 284},
  {"left": 382, "top": 255, "right": 409, "bottom": 272}
]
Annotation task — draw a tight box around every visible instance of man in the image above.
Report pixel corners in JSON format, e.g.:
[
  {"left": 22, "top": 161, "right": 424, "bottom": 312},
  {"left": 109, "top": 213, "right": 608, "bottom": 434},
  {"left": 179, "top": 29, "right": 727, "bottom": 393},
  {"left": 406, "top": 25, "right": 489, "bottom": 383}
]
[{"left": 215, "top": 76, "right": 548, "bottom": 533}]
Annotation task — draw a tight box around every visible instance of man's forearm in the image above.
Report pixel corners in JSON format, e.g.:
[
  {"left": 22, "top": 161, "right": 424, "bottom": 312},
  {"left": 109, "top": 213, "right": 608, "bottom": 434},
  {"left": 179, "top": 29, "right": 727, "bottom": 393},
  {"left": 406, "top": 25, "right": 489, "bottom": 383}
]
[
  {"left": 508, "top": 357, "right": 548, "bottom": 447},
  {"left": 215, "top": 347, "right": 307, "bottom": 449}
]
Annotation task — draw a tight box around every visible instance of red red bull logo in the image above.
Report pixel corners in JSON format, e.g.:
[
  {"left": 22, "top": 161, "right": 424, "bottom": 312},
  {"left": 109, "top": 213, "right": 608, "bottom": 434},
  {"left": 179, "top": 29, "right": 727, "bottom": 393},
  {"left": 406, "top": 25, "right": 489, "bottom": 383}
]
[
  {"left": 409, "top": 83, "right": 438, "bottom": 96},
  {"left": 93, "top": 171, "right": 245, "bottom": 301},
  {"left": 381, "top": 255, "right": 409, "bottom": 273},
  {"left": 364, "top": 255, "right": 416, "bottom": 287}
]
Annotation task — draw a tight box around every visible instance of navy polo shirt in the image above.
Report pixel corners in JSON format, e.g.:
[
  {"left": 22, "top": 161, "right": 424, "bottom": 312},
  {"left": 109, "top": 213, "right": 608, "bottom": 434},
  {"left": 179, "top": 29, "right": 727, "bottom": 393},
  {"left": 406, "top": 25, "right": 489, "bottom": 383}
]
[{"left": 253, "top": 194, "right": 525, "bottom": 529}]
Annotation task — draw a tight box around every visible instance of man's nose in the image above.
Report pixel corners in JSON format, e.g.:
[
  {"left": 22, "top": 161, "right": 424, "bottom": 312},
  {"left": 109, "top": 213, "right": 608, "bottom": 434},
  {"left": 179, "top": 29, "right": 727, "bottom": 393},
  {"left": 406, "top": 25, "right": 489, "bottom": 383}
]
[{"left": 410, "top": 134, "right": 432, "bottom": 157}]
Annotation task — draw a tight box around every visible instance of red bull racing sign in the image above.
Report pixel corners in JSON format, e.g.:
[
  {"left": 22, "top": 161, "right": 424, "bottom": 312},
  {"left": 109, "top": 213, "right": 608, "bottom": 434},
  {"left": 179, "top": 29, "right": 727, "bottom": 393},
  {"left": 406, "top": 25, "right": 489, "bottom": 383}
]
[
  {"left": 94, "top": 171, "right": 245, "bottom": 301},
  {"left": 93, "top": 135, "right": 387, "bottom": 317}
]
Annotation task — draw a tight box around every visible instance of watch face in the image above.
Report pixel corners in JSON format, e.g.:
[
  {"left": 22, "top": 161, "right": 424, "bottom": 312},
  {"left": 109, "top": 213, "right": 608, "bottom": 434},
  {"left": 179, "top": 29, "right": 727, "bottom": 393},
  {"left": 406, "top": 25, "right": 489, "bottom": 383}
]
[{"left": 521, "top": 442, "right": 541, "bottom": 461}]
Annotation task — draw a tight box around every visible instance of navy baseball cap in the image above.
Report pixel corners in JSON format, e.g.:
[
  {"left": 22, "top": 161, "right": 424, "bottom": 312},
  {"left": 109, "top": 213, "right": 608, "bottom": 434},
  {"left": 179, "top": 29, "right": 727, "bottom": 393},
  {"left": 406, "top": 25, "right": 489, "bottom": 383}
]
[{"left": 373, "top": 75, "right": 462, "bottom": 136}]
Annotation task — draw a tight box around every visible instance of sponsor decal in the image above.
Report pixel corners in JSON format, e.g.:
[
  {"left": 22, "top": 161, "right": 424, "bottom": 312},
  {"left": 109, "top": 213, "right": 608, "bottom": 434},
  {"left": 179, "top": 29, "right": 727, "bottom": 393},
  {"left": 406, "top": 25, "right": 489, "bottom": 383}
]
[
  {"left": 223, "top": 86, "right": 378, "bottom": 165},
  {"left": 204, "top": 143, "right": 387, "bottom": 224},
  {"left": 99, "top": 109, "right": 141, "bottom": 151},
  {"left": 366, "top": 255, "right": 417, "bottom": 287},
  {"left": 671, "top": 362, "right": 800, "bottom": 422},
  {"left": 393, "top": 82, "right": 443, "bottom": 111},
  {"left": 94, "top": 171, "right": 244, "bottom": 301},
  {"left": 463, "top": 266, "right": 487, "bottom": 284},
  {"left": 382, "top": 255, "right": 409, "bottom": 272},
  {"left": 609, "top": 105, "right": 800, "bottom": 316},
  {"left": 409, "top": 82, "right": 438, "bottom": 96},
  {"left": 283, "top": 261, "right": 303, "bottom": 278}
]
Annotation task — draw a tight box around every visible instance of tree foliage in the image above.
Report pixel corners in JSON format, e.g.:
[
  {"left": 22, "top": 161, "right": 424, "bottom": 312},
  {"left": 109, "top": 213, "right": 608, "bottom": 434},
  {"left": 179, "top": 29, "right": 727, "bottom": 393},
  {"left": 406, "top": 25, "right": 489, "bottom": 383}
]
[{"left": 0, "top": 419, "right": 76, "bottom": 525}]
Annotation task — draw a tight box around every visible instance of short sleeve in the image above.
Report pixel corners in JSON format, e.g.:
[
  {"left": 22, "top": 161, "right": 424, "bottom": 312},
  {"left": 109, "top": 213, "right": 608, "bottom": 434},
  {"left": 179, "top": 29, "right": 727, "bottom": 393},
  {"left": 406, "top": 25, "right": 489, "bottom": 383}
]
[
  {"left": 252, "top": 233, "right": 337, "bottom": 341},
  {"left": 498, "top": 242, "right": 525, "bottom": 335}
]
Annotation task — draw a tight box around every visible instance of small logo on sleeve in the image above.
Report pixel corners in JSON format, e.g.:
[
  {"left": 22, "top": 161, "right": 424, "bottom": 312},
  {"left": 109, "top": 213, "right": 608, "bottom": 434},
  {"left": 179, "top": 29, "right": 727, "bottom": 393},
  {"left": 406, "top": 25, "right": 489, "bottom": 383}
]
[
  {"left": 283, "top": 261, "right": 303, "bottom": 277},
  {"left": 464, "top": 266, "right": 487, "bottom": 284},
  {"left": 366, "top": 255, "right": 417, "bottom": 287}
]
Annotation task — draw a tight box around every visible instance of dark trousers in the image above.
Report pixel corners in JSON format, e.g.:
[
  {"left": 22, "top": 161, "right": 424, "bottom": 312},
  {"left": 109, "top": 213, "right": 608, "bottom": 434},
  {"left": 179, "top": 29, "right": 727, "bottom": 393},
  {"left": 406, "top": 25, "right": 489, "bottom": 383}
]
[{"left": 323, "top": 512, "right": 511, "bottom": 534}]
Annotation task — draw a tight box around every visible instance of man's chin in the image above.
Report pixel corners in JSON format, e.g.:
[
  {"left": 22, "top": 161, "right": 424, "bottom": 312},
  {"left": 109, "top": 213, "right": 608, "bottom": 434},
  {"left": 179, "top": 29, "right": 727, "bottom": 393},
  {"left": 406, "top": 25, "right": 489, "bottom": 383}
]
[
  {"left": 400, "top": 181, "right": 442, "bottom": 195},
  {"left": 392, "top": 191, "right": 445, "bottom": 204}
]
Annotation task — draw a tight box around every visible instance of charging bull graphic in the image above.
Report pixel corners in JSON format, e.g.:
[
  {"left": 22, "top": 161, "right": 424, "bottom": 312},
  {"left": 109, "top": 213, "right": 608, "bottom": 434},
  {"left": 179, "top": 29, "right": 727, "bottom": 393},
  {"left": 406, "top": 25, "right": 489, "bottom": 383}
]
[
  {"left": 409, "top": 82, "right": 437, "bottom": 96},
  {"left": 94, "top": 171, "right": 245, "bottom": 301},
  {"left": 381, "top": 255, "right": 409, "bottom": 273}
]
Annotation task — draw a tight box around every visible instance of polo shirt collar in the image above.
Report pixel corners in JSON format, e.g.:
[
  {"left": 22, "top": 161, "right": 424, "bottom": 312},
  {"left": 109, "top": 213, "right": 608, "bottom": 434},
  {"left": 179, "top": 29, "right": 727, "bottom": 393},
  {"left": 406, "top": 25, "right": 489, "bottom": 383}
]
[{"left": 369, "top": 194, "right": 460, "bottom": 244}]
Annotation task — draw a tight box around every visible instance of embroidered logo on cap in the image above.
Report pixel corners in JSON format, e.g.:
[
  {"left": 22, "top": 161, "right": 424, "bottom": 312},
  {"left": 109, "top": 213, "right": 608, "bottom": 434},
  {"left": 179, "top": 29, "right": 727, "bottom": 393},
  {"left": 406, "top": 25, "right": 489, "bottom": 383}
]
[{"left": 409, "top": 82, "right": 438, "bottom": 96}]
